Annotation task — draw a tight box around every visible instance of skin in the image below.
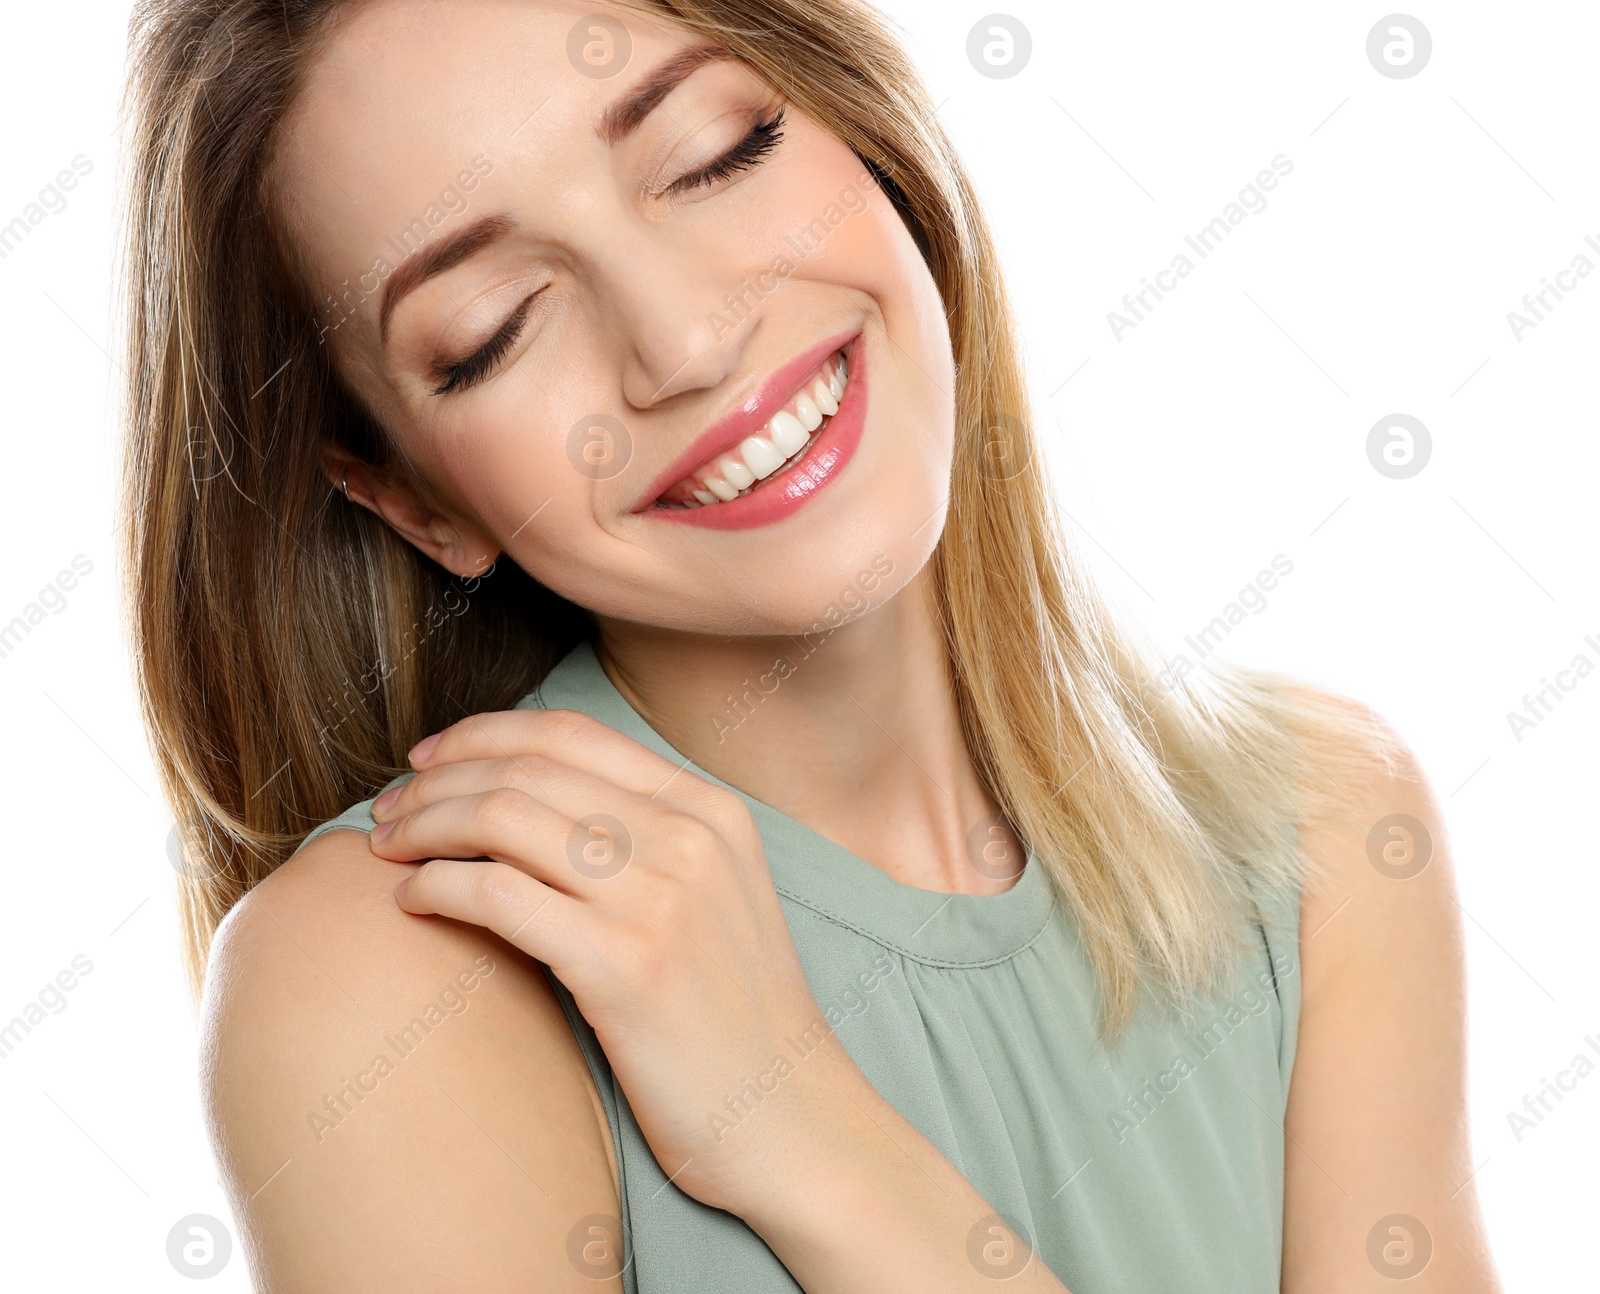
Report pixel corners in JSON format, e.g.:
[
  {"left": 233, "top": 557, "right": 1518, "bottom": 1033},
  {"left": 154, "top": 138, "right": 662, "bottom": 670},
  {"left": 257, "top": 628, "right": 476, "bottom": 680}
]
[
  {"left": 1282, "top": 706, "right": 1500, "bottom": 1291},
  {"left": 200, "top": 2, "right": 1502, "bottom": 1290}
]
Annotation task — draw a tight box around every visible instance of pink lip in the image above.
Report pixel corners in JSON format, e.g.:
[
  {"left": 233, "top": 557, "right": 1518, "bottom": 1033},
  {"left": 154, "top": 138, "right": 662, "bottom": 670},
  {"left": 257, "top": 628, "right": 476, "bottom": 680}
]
[
  {"left": 638, "top": 331, "right": 867, "bottom": 531},
  {"left": 634, "top": 329, "right": 861, "bottom": 503}
]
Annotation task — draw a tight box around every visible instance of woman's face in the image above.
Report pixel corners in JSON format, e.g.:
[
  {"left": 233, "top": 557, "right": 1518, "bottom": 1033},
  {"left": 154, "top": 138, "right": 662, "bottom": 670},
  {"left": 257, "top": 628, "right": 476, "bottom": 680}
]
[{"left": 274, "top": 0, "right": 954, "bottom": 636}]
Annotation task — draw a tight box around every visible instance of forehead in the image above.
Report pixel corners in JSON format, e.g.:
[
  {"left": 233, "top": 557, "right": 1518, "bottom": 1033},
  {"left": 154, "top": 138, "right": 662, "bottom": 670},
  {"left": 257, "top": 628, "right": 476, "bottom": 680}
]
[{"left": 273, "top": 0, "right": 689, "bottom": 287}]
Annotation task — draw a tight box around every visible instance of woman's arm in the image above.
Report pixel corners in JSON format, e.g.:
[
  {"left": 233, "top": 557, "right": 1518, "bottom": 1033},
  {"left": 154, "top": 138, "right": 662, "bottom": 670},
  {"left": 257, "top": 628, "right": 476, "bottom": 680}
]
[
  {"left": 1283, "top": 701, "right": 1501, "bottom": 1291},
  {"left": 371, "top": 709, "right": 1071, "bottom": 1293},
  {"left": 202, "top": 828, "right": 626, "bottom": 1291},
  {"left": 207, "top": 710, "right": 1072, "bottom": 1292}
]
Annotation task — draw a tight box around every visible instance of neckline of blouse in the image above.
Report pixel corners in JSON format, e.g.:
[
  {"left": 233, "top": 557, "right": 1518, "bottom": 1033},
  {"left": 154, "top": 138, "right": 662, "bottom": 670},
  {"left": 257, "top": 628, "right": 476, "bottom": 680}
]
[{"left": 522, "top": 640, "right": 1057, "bottom": 967}]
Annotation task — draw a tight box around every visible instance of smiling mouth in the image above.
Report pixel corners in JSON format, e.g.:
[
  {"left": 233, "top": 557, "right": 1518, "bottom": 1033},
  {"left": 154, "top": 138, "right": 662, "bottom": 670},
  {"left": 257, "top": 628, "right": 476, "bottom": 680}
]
[{"left": 653, "top": 349, "right": 850, "bottom": 509}]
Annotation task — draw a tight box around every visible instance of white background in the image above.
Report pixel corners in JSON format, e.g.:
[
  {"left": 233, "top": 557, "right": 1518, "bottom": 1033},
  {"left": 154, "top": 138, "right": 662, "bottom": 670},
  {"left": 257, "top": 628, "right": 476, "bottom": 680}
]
[{"left": 1, "top": 1, "right": 1594, "bottom": 1288}]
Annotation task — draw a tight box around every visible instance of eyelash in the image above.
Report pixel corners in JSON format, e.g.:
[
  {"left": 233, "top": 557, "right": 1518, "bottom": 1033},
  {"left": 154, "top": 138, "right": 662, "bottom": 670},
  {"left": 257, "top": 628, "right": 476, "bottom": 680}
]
[
  {"left": 429, "top": 108, "right": 788, "bottom": 397},
  {"left": 663, "top": 106, "right": 787, "bottom": 196},
  {"left": 431, "top": 293, "right": 537, "bottom": 396}
]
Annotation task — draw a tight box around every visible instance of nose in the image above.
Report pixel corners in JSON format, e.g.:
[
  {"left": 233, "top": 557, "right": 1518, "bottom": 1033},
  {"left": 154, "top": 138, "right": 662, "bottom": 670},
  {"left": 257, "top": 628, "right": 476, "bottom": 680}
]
[{"left": 602, "top": 234, "right": 764, "bottom": 411}]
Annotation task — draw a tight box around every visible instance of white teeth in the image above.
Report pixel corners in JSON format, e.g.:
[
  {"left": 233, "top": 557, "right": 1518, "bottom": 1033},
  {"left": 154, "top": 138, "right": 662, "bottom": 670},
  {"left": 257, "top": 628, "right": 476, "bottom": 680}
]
[
  {"left": 662, "top": 347, "right": 853, "bottom": 507},
  {"left": 768, "top": 410, "right": 810, "bottom": 458},
  {"left": 739, "top": 434, "right": 786, "bottom": 480},
  {"left": 792, "top": 392, "right": 823, "bottom": 432}
]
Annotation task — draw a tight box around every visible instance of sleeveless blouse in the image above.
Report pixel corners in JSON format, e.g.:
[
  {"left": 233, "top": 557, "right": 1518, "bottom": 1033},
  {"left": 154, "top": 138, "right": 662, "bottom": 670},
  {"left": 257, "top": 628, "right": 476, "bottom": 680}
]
[{"left": 302, "top": 640, "right": 1301, "bottom": 1292}]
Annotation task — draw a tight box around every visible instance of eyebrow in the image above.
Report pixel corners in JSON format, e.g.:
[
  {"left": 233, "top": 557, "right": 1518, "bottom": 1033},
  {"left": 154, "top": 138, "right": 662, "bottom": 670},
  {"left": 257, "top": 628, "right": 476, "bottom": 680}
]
[
  {"left": 378, "top": 46, "right": 730, "bottom": 345},
  {"left": 379, "top": 213, "right": 515, "bottom": 345},
  {"left": 599, "top": 44, "right": 730, "bottom": 145}
]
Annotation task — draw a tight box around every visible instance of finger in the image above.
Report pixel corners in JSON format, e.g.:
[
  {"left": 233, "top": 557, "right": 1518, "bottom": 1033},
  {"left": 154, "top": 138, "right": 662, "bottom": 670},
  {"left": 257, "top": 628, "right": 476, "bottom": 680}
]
[
  {"left": 371, "top": 787, "right": 641, "bottom": 892},
  {"left": 375, "top": 754, "right": 651, "bottom": 836},
  {"left": 410, "top": 708, "right": 722, "bottom": 817},
  {"left": 397, "top": 859, "right": 579, "bottom": 963}
]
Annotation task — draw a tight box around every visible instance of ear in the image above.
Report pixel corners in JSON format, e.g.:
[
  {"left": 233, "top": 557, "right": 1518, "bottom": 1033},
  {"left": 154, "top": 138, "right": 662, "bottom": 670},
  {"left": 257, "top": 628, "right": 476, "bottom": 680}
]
[{"left": 319, "top": 448, "right": 499, "bottom": 581}]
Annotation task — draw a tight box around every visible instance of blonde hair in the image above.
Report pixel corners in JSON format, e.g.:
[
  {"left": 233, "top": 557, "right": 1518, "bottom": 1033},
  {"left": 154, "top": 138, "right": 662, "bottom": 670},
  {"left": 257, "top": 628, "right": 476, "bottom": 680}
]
[{"left": 120, "top": 0, "right": 1398, "bottom": 1036}]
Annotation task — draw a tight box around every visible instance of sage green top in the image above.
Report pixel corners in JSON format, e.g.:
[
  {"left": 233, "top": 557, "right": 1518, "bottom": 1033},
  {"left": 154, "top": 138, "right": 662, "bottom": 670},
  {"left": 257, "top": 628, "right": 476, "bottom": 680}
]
[{"left": 303, "top": 640, "right": 1302, "bottom": 1292}]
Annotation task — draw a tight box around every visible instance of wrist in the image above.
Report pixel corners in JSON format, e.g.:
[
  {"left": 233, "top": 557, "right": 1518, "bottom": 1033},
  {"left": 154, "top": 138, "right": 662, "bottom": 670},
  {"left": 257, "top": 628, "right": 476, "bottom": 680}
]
[
  {"left": 726, "top": 1061, "right": 1026, "bottom": 1291},
  {"left": 703, "top": 1032, "right": 1064, "bottom": 1292},
  {"left": 697, "top": 1013, "right": 886, "bottom": 1218}
]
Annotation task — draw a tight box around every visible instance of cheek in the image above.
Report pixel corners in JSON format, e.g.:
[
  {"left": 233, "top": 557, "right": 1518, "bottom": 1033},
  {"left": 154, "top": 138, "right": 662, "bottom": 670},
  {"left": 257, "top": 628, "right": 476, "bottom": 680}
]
[
  {"left": 828, "top": 199, "right": 958, "bottom": 483},
  {"left": 466, "top": 410, "right": 581, "bottom": 530},
  {"left": 382, "top": 391, "right": 572, "bottom": 543},
  {"left": 705, "top": 145, "right": 956, "bottom": 622},
  {"left": 771, "top": 151, "right": 955, "bottom": 441}
]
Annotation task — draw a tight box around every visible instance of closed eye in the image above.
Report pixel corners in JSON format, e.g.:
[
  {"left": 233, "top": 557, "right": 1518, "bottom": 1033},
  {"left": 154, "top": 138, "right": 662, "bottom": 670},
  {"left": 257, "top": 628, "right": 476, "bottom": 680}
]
[
  {"left": 428, "top": 109, "right": 788, "bottom": 397},
  {"left": 662, "top": 108, "right": 786, "bottom": 197},
  {"left": 430, "top": 292, "right": 538, "bottom": 396}
]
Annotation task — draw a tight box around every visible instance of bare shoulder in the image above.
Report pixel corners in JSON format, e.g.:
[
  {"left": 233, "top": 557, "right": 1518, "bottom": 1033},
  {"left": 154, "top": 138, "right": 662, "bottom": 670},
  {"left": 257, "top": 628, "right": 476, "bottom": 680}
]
[
  {"left": 1282, "top": 687, "right": 1462, "bottom": 977},
  {"left": 202, "top": 826, "right": 622, "bottom": 1292},
  {"left": 1280, "top": 686, "right": 1500, "bottom": 1292}
]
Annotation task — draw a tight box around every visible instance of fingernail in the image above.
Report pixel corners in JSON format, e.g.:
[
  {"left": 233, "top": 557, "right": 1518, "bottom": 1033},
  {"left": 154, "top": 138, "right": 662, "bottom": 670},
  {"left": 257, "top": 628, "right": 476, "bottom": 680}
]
[
  {"left": 371, "top": 788, "right": 399, "bottom": 819},
  {"left": 394, "top": 875, "right": 412, "bottom": 903},
  {"left": 371, "top": 819, "right": 394, "bottom": 843},
  {"left": 410, "top": 733, "right": 440, "bottom": 764}
]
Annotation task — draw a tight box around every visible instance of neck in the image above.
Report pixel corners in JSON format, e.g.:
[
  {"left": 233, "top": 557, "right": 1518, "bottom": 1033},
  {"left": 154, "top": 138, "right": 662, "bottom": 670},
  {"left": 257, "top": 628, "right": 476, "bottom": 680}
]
[{"left": 593, "top": 568, "right": 1023, "bottom": 896}]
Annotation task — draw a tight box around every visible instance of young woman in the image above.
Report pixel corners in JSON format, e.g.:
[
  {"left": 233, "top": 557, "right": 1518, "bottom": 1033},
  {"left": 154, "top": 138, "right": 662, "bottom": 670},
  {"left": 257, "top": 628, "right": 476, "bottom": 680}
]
[{"left": 120, "top": 1, "right": 1501, "bottom": 1289}]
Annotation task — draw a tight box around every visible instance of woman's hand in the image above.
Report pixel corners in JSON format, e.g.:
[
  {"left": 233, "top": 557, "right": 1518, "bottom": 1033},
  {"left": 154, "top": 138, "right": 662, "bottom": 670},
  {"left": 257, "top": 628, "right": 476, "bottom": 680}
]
[
  {"left": 368, "top": 707, "right": 1073, "bottom": 1292},
  {"left": 366, "top": 707, "right": 847, "bottom": 1214}
]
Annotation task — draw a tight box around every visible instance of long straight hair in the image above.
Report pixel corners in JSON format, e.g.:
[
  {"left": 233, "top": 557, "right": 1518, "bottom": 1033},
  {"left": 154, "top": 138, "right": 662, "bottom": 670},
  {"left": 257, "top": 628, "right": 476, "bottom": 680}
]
[{"left": 119, "top": 0, "right": 1398, "bottom": 1037}]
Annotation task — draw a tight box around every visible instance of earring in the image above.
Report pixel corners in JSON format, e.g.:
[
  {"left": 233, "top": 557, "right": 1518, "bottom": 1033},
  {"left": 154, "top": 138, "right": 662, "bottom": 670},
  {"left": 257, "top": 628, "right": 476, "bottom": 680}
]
[{"left": 341, "top": 472, "right": 350, "bottom": 500}]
